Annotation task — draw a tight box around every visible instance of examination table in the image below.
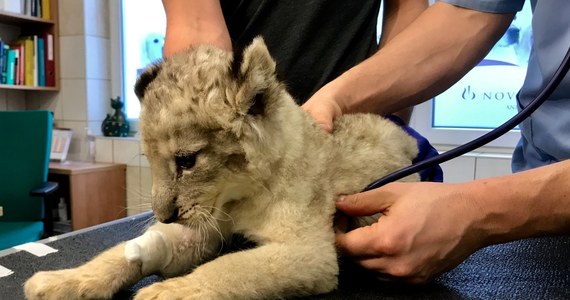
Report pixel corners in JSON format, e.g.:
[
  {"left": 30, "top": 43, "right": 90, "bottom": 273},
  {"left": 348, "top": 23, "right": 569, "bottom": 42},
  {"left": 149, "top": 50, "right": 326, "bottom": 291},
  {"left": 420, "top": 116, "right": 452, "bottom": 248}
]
[{"left": 1, "top": 211, "right": 569, "bottom": 299}]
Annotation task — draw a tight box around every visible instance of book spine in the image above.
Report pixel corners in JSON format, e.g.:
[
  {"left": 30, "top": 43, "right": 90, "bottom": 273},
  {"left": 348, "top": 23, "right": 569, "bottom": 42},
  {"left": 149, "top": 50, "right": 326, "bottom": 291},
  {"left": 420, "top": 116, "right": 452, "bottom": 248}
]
[
  {"left": 41, "top": 0, "right": 50, "bottom": 20},
  {"left": 6, "top": 49, "right": 16, "bottom": 85},
  {"left": 31, "top": 0, "right": 36, "bottom": 17},
  {"left": 24, "top": 38, "right": 33, "bottom": 86},
  {"left": 44, "top": 33, "right": 55, "bottom": 87},
  {"left": 12, "top": 47, "right": 20, "bottom": 85},
  {"left": 38, "top": 37, "right": 45, "bottom": 86},
  {"left": 33, "top": 35, "right": 38, "bottom": 86},
  {"left": 17, "top": 43, "right": 25, "bottom": 85},
  {"left": 37, "top": 0, "right": 42, "bottom": 18},
  {"left": 2, "top": 44, "right": 9, "bottom": 84},
  {"left": 0, "top": 41, "right": 5, "bottom": 84}
]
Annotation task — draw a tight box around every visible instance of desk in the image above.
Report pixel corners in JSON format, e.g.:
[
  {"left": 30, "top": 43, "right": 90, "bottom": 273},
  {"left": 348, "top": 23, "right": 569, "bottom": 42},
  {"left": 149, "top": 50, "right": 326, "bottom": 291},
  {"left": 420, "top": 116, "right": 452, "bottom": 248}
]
[
  {"left": 48, "top": 161, "right": 127, "bottom": 231},
  {"left": 0, "top": 212, "right": 569, "bottom": 299}
]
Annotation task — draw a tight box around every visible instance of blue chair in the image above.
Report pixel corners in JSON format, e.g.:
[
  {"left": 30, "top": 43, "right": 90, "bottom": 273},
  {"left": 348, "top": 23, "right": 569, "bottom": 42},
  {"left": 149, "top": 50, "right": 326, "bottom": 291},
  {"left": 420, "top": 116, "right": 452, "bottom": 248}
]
[{"left": 0, "top": 110, "right": 58, "bottom": 250}]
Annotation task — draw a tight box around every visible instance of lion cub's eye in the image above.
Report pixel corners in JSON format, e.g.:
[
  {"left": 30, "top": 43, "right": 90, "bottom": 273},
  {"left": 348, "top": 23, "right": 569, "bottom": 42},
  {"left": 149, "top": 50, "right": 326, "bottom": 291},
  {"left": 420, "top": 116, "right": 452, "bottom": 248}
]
[{"left": 175, "top": 154, "right": 197, "bottom": 170}]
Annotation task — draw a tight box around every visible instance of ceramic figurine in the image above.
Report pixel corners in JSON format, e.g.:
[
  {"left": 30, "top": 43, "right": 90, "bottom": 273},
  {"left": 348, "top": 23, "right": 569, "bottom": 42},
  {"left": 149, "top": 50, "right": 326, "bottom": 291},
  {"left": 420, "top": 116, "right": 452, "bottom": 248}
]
[{"left": 101, "top": 97, "right": 130, "bottom": 137}]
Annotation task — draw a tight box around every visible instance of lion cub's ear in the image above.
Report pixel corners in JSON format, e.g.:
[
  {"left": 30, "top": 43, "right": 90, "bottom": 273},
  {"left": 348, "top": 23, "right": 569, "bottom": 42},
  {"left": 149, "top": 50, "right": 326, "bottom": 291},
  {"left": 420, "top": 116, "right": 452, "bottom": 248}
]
[
  {"left": 238, "top": 37, "right": 276, "bottom": 80},
  {"left": 134, "top": 62, "right": 163, "bottom": 101},
  {"left": 233, "top": 37, "right": 277, "bottom": 116}
]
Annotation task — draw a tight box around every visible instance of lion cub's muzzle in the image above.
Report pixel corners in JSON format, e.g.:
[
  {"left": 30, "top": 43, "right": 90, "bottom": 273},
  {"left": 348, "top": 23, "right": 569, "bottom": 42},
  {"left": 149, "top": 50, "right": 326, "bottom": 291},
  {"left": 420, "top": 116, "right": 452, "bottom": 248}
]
[{"left": 153, "top": 196, "right": 179, "bottom": 224}]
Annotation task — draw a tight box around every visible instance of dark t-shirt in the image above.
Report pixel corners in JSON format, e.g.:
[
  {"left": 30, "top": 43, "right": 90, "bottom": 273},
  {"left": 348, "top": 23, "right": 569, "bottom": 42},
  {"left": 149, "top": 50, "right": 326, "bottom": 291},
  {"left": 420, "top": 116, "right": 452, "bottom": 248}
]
[{"left": 220, "top": 0, "right": 381, "bottom": 104}]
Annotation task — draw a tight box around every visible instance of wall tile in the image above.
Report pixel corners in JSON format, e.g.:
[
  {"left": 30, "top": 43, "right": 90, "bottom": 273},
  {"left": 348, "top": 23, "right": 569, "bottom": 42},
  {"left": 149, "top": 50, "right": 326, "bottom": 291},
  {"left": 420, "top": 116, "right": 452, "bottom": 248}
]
[
  {"left": 140, "top": 166, "right": 153, "bottom": 212},
  {"left": 94, "top": 137, "right": 113, "bottom": 163},
  {"left": 86, "top": 78, "right": 111, "bottom": 122},
  {"left": 88, "top": 120, "right": 103, "bottom": 136},
  {"left": 140, "top": 153, "right": 150, "bottom": 168},
  {"left": 84, "top": 0, "right": 110, "bottom": 38},
  {"left": 60, "top": 120, "right": 88, "bottom": 161},
  {"left": 126, "top": 166, "right": 141, "bottom": 216},
  {"left": 475, "top": 155, "right": 513, "bottom": 180},
  {"left": 61, "top": 79, "right": 87, "bottom": 121},
  {"left": 113, "top": 138, "right": 141, "bottom": 166},
  {"left": 440, "top": 155, "right": 477, "bottom": 183},
  {"left": 59, "top": 0, "right": 85, "bottom": 36},
  {"left": 60, "top": 36, "right": 87, "bottom": 79},
  {"left": 85, "top": 36, "right": 110, "bottom": 80},
  {"left": 139, "top": 141, "right": 150, "bottom": 167}
]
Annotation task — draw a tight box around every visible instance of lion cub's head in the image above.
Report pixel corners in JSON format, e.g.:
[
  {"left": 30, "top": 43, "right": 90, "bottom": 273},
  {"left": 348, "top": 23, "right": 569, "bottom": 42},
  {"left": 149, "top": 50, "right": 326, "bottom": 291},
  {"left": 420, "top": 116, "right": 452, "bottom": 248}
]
[{"left": 135, "top": 38, "right": 298, "bottom": 225}]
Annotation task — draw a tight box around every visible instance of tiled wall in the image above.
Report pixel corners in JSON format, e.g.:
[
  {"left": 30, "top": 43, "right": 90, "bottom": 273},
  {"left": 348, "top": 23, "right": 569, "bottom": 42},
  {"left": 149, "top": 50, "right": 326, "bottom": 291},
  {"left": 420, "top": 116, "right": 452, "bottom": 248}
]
[
  {"left": 439, "top": 151, "right": 513, "bottom": 183},
  {"left": 3, "top": 0, "right": 112, "bottom": 162},
  {"left": 95, "top": 136, "right": 152, "bottom": 216}
]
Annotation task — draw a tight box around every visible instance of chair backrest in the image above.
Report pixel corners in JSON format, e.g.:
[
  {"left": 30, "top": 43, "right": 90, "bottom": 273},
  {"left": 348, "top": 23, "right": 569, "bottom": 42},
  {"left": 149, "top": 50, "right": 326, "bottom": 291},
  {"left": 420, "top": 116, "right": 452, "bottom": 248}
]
[{"left": 0, "top": 110, "right": 53, "bottom": 222}]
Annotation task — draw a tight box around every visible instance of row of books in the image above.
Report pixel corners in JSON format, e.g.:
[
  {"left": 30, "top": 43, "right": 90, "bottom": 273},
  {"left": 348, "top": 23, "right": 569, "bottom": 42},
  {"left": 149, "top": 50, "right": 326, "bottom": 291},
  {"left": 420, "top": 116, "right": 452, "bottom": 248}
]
[
  {"left": 0, "top": 34, "right": 55, "bottom": 87},
  {"left": 0, "top": 0, "right": 51, "bottom": 20}
]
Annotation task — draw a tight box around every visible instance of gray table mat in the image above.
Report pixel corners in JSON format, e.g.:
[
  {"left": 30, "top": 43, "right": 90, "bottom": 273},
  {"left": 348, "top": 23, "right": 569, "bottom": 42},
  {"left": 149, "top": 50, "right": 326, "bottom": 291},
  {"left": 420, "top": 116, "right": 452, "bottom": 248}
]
[{"left": 1, "top": 212, "right": 569, "bottom": 299}]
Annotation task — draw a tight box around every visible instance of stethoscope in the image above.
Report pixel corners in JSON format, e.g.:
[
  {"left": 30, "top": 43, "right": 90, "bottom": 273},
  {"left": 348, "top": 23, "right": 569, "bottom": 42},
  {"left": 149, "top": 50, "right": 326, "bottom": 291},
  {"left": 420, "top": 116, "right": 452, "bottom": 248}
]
[{"left": 363, "top": 45, "right": 570, "bottom": 191}]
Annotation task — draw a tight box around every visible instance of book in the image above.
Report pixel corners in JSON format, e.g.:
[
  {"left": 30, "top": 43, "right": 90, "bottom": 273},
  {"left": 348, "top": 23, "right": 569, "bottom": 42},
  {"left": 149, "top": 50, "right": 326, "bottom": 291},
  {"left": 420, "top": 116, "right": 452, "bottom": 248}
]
[
  {"left": 37, "top": 37, "right": 45, "bottom": 86},
  {"left": 0, "top": 41, "right": 6, "bottom": 84},
  {"left": 3, "top": 44, "right": 9, "bottom": 82},
  {"left": 41, "top": 0, "right": 49, "bottom": 20},
  {"left": 33, "top": 35, "right": 37, "bottom": 86},
  {"left": 6, "top": 49, "right": 16, "bottom": 85},
  {"left": 43, "top": 33, "right": 55, "bottom": 86},
  {"left": 36, "top": 0, "right": 41, "bottom": 18},
  {"left": 30, "top": 0, "right": 35, "bottom": 17},
  {"left": 23, "top": 0, "right": 31, "bottom": 16},
  {"left": 11, "top": 43, "right": 24, "bottom": 85},
  {"left": 20, "top": 37, "right": 34, "bottom": 86},
  {"left": 12, "top": 47, "right": 19, "bottom": 85}
]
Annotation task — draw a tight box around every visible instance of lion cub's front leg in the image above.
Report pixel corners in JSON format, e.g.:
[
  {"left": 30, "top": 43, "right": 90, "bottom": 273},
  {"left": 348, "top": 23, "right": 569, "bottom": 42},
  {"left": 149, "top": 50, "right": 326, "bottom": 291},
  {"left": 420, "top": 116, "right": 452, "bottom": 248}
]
[
  {"left": 135, "top": 242, "right": 339, "bottom": 300},
  {"left": 24, "top": 242, "right": 142, "bottom": 300},
  {"left": 24, "top": 223, "right": 220, "bottom": 300}
]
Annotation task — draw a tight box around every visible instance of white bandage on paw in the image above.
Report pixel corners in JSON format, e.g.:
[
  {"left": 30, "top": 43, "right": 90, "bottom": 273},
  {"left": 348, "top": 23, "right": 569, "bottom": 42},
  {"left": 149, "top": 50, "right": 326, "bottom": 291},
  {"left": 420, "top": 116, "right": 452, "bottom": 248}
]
[{"left": 124, "top": 230, "right": 173, "bottom": 275}]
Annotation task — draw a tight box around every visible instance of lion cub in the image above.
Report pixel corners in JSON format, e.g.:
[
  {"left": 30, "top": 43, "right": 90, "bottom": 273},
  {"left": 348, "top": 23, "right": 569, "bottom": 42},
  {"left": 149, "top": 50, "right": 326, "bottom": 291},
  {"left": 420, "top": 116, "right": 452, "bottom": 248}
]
[{"left": 24, "top": 38, "right": 418, "bottom": 299}]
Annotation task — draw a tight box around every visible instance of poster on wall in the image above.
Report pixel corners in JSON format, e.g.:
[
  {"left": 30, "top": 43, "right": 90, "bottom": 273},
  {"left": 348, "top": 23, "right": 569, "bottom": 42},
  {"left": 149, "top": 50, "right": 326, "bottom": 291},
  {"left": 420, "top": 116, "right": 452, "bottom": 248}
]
[{"left": 432, "top": 2, "right": 533, "bottom": 130}]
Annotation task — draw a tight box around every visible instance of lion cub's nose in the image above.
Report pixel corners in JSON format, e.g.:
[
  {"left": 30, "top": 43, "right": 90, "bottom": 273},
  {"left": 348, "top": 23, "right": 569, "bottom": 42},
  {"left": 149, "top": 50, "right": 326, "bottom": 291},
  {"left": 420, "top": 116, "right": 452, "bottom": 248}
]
[
  {"left": 158, "top": 207, "right": 179, "bottom": 224},
  {"left": 152, "top": 195, "right": 179, "bottom": 223}
]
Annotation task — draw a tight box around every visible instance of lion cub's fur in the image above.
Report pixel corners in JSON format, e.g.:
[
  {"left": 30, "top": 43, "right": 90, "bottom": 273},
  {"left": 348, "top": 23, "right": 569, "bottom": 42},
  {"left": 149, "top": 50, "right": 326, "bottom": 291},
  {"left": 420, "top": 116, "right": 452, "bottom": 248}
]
[{"left": 24, "top": 38, "right": 418, "bottom": 299}]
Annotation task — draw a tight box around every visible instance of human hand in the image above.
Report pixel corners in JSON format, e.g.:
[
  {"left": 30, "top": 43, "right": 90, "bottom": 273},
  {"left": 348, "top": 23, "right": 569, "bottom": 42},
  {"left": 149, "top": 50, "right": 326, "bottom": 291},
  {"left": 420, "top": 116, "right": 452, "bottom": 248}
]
[
  {"left": 301, "top": 83, "right": 346, "bottom": 133},
  {"left": 336, "top": 182, "right": 485, "bottom": 283}
]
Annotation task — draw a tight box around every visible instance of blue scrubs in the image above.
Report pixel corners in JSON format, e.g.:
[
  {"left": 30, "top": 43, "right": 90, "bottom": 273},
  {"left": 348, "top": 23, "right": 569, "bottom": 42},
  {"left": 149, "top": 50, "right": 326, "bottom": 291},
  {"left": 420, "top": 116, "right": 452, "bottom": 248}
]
[{"left": 441, "top": 0, "right": 570, "bottom": 172}]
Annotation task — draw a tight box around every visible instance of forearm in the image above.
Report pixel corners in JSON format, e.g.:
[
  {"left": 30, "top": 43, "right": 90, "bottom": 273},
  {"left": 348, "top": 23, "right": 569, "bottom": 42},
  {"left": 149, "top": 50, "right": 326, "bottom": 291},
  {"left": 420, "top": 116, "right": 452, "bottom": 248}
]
[
  {"left": 379, "top": 0, "right": 428, "bottom": 47},
  {"left": 162, "top": 0, "right": 231, "bottom": 57},
  {"left": 380, "top": 0, "right": 428, "bottom": 122},
  {"left": 466, "top": 160, "right": 570, "bottom": 245},
  {"left": 328, "top": 2, "right": 514, "bottom": 116}
]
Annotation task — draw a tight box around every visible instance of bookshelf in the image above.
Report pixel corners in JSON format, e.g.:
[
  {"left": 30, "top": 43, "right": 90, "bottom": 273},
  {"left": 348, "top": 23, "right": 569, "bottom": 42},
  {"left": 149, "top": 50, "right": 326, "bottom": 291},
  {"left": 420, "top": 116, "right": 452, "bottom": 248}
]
[{"left": 0, "top": 0, "right": 59, "bottom": 91}]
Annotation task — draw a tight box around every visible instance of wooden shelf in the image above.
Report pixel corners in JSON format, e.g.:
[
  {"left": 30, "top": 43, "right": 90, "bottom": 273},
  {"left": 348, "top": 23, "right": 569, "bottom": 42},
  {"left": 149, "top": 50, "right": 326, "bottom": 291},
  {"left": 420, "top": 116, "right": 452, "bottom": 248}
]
[
  {"left": 0, "top": 1, "right": 60, "bottom": 90},
  {"left": 0, "top": 11, "right": 54, "bottom": 26},
  {"left": 0, "top": 83, "right": 59, "bottom": 91}
]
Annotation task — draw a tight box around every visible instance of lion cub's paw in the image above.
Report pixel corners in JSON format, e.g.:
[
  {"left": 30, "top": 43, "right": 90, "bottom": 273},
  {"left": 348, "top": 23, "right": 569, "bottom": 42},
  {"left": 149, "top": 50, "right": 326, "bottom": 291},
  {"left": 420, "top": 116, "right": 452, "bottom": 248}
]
[
  {"left": 135, "top": 278, "right": 207, "bottom": 300},
  {"left": 24, "top": 269, "right": 114, "bottom": 300}
]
